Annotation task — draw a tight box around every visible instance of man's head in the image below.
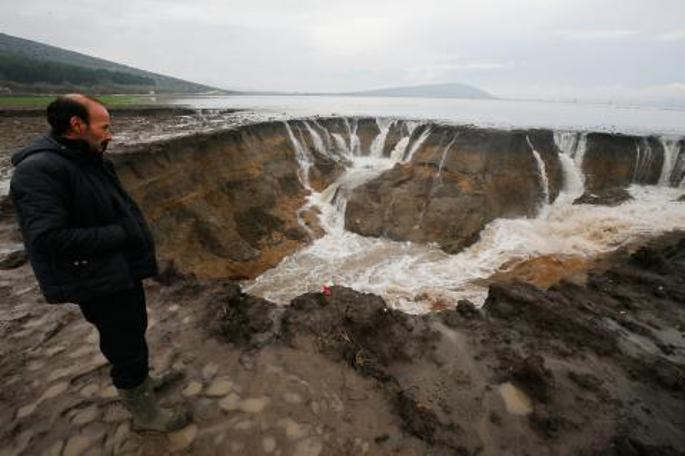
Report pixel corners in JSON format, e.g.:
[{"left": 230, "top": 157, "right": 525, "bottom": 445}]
[{"left": 47, "top": 94, "right": 112, "bottom": 153}]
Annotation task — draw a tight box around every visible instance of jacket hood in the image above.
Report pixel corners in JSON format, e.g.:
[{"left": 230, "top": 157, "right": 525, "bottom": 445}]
[{"left": 11, "top": 134, "right": 99, "bottom": 166}]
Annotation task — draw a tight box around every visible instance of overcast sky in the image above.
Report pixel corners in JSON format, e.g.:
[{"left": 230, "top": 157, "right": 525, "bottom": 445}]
[{"left": 2, "top": 0, "right": 684, "bottom": 104}]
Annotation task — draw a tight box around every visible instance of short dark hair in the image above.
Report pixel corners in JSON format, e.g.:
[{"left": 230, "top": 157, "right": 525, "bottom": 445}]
[{"left": 46, "top": 95, "right": 105, "bottom": 135}]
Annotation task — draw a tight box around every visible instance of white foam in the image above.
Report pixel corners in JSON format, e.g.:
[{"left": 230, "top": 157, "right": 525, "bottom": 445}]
[
  {"left": 526, "top": 135, "right": 550, "bottom": 207},
  {"left": 557, "top": 153, "right": 585, "bottom": 203},
  {"left": 369, "top": 118, "right": 394, "bottom": 158},
  {"left": 553, "top": 131, "right": 587, "bottom": 190}
]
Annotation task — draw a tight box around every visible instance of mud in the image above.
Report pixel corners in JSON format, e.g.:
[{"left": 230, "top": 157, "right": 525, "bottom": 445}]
[
  {"left": 0, "top": 107, "right": 261, "bottom": 196},
  {"left": 194, "top": 231, "right": 685, "bottom": 455},
  {"left": 573, "top": 188, "right": 634, "bottom": 206},
  {"left": 1, "top": 229, "right": 683, "bottom": 455}
]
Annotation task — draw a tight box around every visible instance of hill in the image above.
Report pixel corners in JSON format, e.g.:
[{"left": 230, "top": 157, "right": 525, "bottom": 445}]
[
  {"left": 0, "top": 33, "right": 227, "bottom": 95},
  {"left": 342, "top": 82, "right": 495, "bottom": 99}
]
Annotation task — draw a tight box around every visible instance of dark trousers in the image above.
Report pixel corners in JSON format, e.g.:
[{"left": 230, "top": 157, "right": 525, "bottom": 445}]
[{"left": 78, "top": 281, "right": 149, "bottom": 389}]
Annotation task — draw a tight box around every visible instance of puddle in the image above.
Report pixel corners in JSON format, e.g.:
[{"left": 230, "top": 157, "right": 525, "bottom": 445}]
[
  {"left": 498, "top": 382, "right": 533, "bottom": 416},
  {"left": 603, "top": 317, "right": 684, "bottom": 363}
]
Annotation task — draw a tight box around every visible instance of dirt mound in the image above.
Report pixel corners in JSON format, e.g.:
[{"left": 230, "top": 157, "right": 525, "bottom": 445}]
[
  {"left": 480, "top": 232, "right": 685, "bottom": 449},
  {"left": 284, "top": 289, "right": 434, "bottom": 379},
  {"left": 205, "top": 284, "right": 480, "bottom": 453}
]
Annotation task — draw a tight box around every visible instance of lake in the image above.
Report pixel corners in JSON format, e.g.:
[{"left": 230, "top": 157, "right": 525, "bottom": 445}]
[{"left": 169, "top": 95, "right": 685, "bottom": 136}]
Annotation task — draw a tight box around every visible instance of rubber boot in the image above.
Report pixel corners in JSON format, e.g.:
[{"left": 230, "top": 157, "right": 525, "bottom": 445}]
[{"left": 119, "top": 377, "right": 191, "bottom": 432}]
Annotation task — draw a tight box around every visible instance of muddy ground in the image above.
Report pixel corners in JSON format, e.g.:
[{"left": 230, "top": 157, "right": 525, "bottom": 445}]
[
  {"left": 0, "top": 107, "right": 275, "bottom": 194},
  {"left": 1, "top": 191, "right": 684, "bottom": 456},
  {"left": 0, "top": 108, "right": 683, "bottom": 455}
]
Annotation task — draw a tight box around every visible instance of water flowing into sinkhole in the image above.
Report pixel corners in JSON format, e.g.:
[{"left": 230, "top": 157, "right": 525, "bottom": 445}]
[{"left": 245, "top": 119, "right": 685, "bottom": 313}]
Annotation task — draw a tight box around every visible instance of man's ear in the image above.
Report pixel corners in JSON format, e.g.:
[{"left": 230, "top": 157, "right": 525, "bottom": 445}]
[{"left": 69, "top": 115, "right": 84, "bottom": 134}]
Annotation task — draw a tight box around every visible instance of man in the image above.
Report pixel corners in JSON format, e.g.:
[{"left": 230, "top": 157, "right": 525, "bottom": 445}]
[{"left": 10, "top": 94, "right": 190, "bottom": 432}]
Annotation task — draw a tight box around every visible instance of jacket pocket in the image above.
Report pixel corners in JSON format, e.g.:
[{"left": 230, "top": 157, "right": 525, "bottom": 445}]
[{"left": 55, "top": 252, "right": 134, "bottom": 303}]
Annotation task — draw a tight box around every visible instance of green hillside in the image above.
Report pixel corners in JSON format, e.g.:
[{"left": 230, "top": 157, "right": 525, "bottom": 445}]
[{"left": 0, "top": 33, "right": 228, "bottom": 95}]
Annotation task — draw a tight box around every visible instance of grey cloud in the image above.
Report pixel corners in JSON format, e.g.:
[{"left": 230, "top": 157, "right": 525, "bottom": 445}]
[{"left": 1, "top": 0, "right": 683, "bottom": 103}]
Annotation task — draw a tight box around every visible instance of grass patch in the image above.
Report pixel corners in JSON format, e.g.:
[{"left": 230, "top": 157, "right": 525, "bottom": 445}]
[{"left": 0, "top": 95, "right": 154, "bottom": 108}]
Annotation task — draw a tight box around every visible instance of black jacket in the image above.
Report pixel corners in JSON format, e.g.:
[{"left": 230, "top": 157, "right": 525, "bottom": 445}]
[{"left": 10, "top": 134, "right": 158, "bottom": 304}]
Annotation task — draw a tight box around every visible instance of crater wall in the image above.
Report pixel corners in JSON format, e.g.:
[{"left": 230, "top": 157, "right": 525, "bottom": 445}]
[{"left": 106, "top": 118, "right": 683, "bottom": 278}]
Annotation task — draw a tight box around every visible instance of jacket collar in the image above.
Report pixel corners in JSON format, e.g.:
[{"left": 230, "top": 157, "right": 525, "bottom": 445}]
[{"left": 11, "top": 133, "right": 103, "bottom": 166}]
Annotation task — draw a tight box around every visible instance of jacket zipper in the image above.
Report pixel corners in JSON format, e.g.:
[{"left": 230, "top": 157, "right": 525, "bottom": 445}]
[{"left": 98, "top": 162, "right": 153, "bottom": 252}]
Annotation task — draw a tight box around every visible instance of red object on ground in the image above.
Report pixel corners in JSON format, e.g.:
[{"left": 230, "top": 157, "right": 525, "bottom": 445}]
[{"left": 322, "top": 285, "right": 332, "bottom": 296}]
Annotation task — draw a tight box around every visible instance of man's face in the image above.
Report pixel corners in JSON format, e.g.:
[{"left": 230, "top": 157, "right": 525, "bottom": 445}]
[{"left": 72, "top": 103, "right": 113, "bottom": 153}]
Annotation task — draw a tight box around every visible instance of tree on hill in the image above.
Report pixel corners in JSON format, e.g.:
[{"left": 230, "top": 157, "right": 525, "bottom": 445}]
[{"left": 0, "top": 52, "right": 155, "bottom": 87}]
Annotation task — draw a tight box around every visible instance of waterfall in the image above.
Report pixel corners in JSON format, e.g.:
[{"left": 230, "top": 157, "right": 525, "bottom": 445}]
[
  {"left": 556, "top": 154, "right": 585, "bottom": 204},
  {"left": 553, "top": 131, "right": 587, "bottom": 195},
  {"left": 345, "top": 118, "right": 362, "bottom": 156},
  {"left": 342, "top": 118, "right": 353, "bottom": 153},
  {"left": 633, "top": 138, "right": 656, "bottom": 183},
  {"left": 287, "top": 117, "right": 415, "bottom": 239},
  {"left": 573, "top": 134, "right": 588, "bottom": 171},
  {"left": 303, "top": 120, "right": 327, "bottom": 155},
  {"left": 552, "top": 132, "right": 578, "bottom": 157},
  {"left": 673, "top": 145, "right": 685, "bottom": 188},
  {"left": 658, "top": 137, "right": 682, "bottom": 187},
  {"left": 404, "top": 126, "right": 432, "bottom": 162},
  {"left": 389, "top": 121, "right": 419, "bottom": 162},
  {"left": 307, "top": 154, "right": 398, "bottom": 236},
  {"left": 526, "top": 135, "right": 550, "bottom": 206},
  {"left": 389, "top": 137, "right": 410, "bottom": 162},
  {"left": 331, "top": 133, "right": 349, "bottom": 156},
  {"left": 633, "top": 142, "right": 641, "bottom": 183},
  {"left": 248, "top": 118, "right": 685, "bottom": 313},
  {"left": 329, "top": 189, "right": 348, "bottom": 233},
  {"left": 554, "top": 131, "right": 588, "bottom": 170},
  {"left": 284, "top": 122, "right": 313, "bottom": 191},
  {"left": 284, "top": 121, "right": 320, "bottom": 238},
  {"left": 437, "top": 134, "right": 457, "bottom": 182},
  {"left": 311, "top": 119, "right": 334, "bottom": 152},
  {"left": 307, "top": 180, "right": 346, "bottom": 234},
  {"left": 370, "top": 119, "right": 394, "bottom": 158}
]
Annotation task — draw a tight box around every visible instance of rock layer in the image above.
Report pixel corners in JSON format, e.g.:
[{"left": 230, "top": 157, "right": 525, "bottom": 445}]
[
  {"left": 582, "top": 133, "right": 665, "bottom": 192},
  {"left": 112, "top": 122, "right": 345, "bottom": 279},
  {"left": 106, "top": 119, "right": 684, "bottom": 277},
  {"left": 0, "top": 116, "right": 657, "bottom": 280}
]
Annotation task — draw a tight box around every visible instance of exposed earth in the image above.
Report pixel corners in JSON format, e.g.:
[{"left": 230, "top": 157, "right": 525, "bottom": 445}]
[
  {"left": 0, "top": 106, "right": 277, "bottom": 195},
  {"left": 0, "top": 108, "right": 684, "bottom": 455},
  {"left": 1, "top": 223, "right": 684, "bottom": 455}
]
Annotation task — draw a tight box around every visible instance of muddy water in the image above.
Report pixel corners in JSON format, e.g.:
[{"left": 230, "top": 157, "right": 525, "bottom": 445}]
[
  {"left": 247, "top": 185, "right": 685, "bottom": 312},
  {"left": 245, "top": 121, "right": 685, "bottom": 312},
  {"left": 246, "top": 162, "right": 685, "bottom": 313},
  {"left": 498, "top": 383, "right": 533, "bottom": 416}
]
